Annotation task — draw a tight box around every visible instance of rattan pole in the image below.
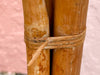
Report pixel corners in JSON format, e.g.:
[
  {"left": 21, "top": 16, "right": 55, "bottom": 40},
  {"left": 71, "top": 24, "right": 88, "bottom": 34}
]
[
  {"left": 22, "top": 0, "right": 50, "bottom": 75},
  {"left": 52, "top": 0, "right": 89, "bottom": 75}
]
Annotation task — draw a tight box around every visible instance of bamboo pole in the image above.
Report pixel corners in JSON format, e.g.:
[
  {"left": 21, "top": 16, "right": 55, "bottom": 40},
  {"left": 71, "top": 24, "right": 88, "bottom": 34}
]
[
  {"left": 22, "top": 0, "right": 50, "bottom": 75},
  {"left": 52, "top": 0, "right": 89, "bottom": 75}
]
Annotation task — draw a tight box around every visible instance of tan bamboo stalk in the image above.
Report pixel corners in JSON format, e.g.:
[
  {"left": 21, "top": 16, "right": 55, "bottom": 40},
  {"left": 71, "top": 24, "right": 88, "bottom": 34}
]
[
  {"left": 22, "top": 0, "right": 50, "bottom": 75},
  {"left": 52, "top": 0, "right": 89, "bottom": 75}
]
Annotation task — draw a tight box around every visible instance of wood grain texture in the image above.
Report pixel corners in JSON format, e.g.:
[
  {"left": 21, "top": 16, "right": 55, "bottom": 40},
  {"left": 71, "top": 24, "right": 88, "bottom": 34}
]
[
  {"left": 22, "top": 0, "right": 50, "bottom": 75},
  {"left": 52, "top": 0, "right": 89, "bottom": 75}
]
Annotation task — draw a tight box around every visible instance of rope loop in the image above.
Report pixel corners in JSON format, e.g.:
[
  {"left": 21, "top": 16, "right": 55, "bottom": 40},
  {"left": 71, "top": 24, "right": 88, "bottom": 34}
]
[{"left": 24, "top": 29, "right": 86, "bottom": 66}]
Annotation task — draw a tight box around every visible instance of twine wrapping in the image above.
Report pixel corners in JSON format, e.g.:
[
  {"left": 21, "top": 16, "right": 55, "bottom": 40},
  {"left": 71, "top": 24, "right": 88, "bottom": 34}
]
[{"left": 24, "top": 29, "right": 86, "bottom": 67}]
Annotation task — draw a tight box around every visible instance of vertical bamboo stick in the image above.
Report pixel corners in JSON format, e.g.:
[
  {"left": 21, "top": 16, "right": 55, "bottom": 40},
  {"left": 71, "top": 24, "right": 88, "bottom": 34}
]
[
  {"left": 22, "top": 0, "right": 50, "bottom": 75},
  {"left": 52, "top": 0, "right": 89, "bottom": 75}
]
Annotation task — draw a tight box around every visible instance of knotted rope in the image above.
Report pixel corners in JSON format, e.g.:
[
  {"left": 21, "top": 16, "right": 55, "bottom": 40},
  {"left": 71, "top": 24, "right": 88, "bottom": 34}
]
[{"left": 24, "top": 30, "right": 86, "bottom": 67}]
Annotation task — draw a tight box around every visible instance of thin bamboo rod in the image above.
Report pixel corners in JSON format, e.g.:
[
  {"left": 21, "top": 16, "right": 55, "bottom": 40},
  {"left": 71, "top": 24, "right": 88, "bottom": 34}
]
[
  {"left": 22, "top": 0, "right": 50, "bottom": 75},
  {"left": 52, "top": 0, "right": 89, "bottom": 75}
]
